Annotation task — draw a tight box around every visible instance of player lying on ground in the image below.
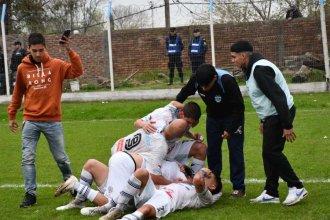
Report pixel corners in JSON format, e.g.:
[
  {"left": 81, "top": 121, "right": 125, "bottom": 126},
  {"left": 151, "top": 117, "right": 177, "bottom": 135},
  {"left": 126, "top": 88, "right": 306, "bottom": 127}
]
[
  {"left": 55, "top": 119, "right": 190, "bottom": 214},
  {"left": 134, "top": 101, "right": 207, "bottom": 175},
  {"left": 55, "top": 152, "right": 194, "bottom": 216},
  {"left": 99, "top": 166, "right": 222, "bottom": 220}
]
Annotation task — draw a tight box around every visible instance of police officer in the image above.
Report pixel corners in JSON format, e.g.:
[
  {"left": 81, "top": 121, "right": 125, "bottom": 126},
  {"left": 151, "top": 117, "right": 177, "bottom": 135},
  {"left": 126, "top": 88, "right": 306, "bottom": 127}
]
[
  {"left": 176, "top": 63, "right": 246, "bottom": 199},
  {"left": 166, "top": 27, "right": 184, "bottom": 85},
  {"left": 10, "top": 41, "right": 28, "bottom": 93},
  {"left": 188, "top": 28, "right": 207, "bottom": 74}
]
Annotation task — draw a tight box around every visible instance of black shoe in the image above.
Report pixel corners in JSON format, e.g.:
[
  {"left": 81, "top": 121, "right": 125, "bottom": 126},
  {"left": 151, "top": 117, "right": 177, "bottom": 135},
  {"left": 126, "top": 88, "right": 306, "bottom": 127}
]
[
  {"left": 20, "top": 192, "right": 36, "bottom": 208},
  {"left": 230, "top": 189, "right": 246, "bottom": 199}
]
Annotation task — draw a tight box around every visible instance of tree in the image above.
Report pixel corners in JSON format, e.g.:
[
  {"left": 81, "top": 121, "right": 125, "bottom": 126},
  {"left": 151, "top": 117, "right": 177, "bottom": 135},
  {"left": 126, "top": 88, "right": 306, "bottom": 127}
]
[
  {"left": 194, "top": 0, "right": 328, "bottom": 24},
  {"left": 6, "top": 0, "right": 104, "bottom": 34},
  {"left": 112, "top": 4, "right": 150, "bottom": 30}
]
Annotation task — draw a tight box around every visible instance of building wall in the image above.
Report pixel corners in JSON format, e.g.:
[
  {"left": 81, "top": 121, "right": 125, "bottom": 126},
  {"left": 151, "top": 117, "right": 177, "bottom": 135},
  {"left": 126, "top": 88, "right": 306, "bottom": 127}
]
[{"left": 2, "top": 17, "right": 327, "bottom": 82}]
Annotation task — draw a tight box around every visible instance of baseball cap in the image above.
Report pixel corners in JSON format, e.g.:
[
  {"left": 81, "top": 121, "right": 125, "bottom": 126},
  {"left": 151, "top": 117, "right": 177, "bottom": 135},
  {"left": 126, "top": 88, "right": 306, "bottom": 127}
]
[
  {"left": 196, "top": 64, "right": 217, "bottom": 86},
  {"left": 230, "top": 40, "right": 253, "bottom": 53}
]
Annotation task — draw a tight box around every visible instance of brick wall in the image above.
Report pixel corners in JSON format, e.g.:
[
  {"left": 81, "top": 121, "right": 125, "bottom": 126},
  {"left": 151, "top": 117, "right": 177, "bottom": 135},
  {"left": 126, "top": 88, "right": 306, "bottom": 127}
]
[{"left": 2, "top": 17, "right": 327, "bottom": 83}]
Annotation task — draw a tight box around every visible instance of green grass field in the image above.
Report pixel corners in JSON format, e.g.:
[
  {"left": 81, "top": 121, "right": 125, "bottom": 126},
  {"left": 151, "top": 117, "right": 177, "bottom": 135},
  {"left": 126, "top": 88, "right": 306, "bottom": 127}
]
[{"left": 0, "top": 93, "right": 329, "bottom": 220}]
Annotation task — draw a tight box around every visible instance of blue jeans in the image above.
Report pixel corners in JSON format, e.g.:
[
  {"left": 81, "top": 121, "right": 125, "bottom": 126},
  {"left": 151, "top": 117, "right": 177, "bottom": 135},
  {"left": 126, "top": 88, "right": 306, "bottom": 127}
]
[
  {"left": 22, "top": 121, "right": 72, "bottom": 195},
  {"left": 206, "top": 116, "right": 245, "bottom": 191}
]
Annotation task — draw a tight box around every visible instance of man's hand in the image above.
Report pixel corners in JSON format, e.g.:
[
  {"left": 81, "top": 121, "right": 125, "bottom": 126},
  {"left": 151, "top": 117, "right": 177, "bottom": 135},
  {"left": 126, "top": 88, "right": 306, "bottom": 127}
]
[
  {"left": 142, "top": 120, "right": 157, "bottom": 133},
  {"left": 9, "top": 119, "right": 19, "bottom": 133},
  {"left": 221, "top": 131, "right": 230, "bottom": 139},
  {"left": 59, "top": 35, "right": 71, "bottom": 51},
  {"left": 283, "top": 128, "right": 296, "bottom": 143}
]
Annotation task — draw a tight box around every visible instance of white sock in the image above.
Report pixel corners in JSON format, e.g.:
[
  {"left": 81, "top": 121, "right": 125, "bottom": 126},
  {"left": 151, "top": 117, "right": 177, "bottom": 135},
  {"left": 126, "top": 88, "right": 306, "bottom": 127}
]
[
  {"left": 117, "top": 174, "right": 142, "bottom": 210},
  {"left": 75, "top": 169, "right": 93, "bottom": 202},
  {"left": 121, "top": 211, "right": 144, "bottom": 220},
  {"left": 191, "top": 158, "right": 205, "bottom": 174},
  {"left": 74, "top": 182, "right": 98, "bottom": 202}
]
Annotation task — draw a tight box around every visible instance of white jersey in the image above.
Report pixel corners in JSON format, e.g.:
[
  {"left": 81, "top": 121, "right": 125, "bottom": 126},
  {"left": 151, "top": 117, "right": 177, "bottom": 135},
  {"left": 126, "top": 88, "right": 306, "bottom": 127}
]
[
  {"left": 111, "top": 120, "right": 168, "bottom": 175},
  {"left": 136, "top": 179, "right": 219, "bottom": 219},
  {"left": 141, "top": 103, "right": 179, "bottom": 126},
  {"left": 160, "top": 160, "right": 187, "bottom": 181},
  {"left": 141, "top": 103, "right": 188, "bottom": 150},
  {"left": 159, "top": 183, "right": 214, "bottom": 211}
]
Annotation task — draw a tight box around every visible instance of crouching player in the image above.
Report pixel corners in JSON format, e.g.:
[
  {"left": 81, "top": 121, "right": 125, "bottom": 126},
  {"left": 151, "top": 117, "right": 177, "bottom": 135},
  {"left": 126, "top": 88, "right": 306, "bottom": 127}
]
[{"left": 99, "top": 167, "right": 222, "bottom": 220}]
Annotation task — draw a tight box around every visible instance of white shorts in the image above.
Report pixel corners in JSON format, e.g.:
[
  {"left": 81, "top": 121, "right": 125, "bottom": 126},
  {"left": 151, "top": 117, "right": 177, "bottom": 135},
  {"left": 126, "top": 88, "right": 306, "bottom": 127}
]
[
  {"left": 99, "top": 151, "right": 146, "bottom": 200},
  {"left": 165, "top": 140, "right": 195, "bottom": 165},
  {"left": 134, "top": 175, "right": 171, "bottom": 218}
]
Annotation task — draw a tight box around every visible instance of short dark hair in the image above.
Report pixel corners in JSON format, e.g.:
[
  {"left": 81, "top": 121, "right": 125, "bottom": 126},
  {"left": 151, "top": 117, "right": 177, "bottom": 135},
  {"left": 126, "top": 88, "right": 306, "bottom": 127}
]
[
  {"left": 230, "top": 40, "right": 253, "bottom": 53},
  {"left": 28, "top": 33, "right": 46, "bottom": 47},
  {"left": 196, "top": 64, "right": 217, "bottom": 86},
  {"left": 210, "top": 174, "right": 222, "bottom": 195},
  {"left": 183, "top": 101, "right": 201, "bottom": 121},
  {"left": 14, "top": 41, "right": 22, "bottom": 46}
]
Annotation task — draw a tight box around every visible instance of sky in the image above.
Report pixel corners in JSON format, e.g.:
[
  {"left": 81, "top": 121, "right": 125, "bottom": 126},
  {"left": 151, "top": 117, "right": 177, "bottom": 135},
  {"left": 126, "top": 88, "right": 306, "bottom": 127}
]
[{"left": 99, "top": 0, "right": 209, "bottom": 28}]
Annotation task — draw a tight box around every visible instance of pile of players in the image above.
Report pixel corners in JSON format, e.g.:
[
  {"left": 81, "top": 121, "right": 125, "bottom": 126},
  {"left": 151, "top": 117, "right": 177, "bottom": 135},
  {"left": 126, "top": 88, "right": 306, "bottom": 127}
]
[{"left": 55, "top": 101, "right": 222, "bottom": 220}]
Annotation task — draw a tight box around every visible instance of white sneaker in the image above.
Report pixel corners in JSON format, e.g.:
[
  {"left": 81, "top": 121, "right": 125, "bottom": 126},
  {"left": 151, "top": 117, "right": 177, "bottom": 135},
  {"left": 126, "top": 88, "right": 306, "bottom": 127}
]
[
  {"left": 283, "top": 187, "right": 308, "bottom": 206},
  {"left": 56, "top": 200, "right": 85, "bottom": 211},
  {"left": 99, "top": 207, "right": 125, "bottom": 220},
  {"left": 80, "top": 206, "right": 108, "bottom": 216},
  {"left": 55, "top": 175, "right": 78, "bottom": 197},
  {"left": 250, "top": 190, "right": 280, "bottom": 204}
]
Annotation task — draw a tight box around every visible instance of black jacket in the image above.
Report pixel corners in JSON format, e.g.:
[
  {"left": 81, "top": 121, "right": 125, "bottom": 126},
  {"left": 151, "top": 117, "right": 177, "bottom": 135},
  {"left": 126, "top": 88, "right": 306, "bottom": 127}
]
[
  {"left": 244, "top": 52, "right": 293, "bottom": 129},
  {"left": 176, "top": 73, "right": 244, "bottom": 134}
]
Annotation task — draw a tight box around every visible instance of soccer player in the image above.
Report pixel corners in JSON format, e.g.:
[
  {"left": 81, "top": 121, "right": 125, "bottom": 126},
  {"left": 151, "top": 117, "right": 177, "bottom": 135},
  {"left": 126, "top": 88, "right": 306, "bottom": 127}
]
[
  {"left": 55, "top": 119, "right": 190, "bottom": 214},
  {"left": 111, "top": 118, "right": 190, "bottom": 185},
  {"left": 134, "top": 101, "right": 207, "bottom": 175},
  {"left": 99, "top": 167, "right": 222, "bottom": 220},
  {"left": 230, "top": 40, "right": 308, "bottom": 205}
]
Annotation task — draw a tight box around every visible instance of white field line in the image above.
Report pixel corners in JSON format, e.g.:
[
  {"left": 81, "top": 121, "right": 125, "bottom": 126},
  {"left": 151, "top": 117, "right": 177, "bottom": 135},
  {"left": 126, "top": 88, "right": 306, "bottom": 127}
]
[{"left": 1, "top": 178, "right": 329, "bottom": 188}]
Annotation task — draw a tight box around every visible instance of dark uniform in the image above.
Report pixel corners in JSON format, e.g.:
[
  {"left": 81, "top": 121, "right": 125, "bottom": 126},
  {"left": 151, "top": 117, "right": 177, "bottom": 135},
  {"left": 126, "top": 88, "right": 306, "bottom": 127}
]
[
  {"left": 10, "top": 41, "right": 28, "bottom": 93},
  {"left": 166, "top": 27, "right": 184, "bottom": 85},
  {"left": 176, "top": 64, "right": 245, "bottom": 194},
  {"left": 0, "top": 49, "right": 5, "bottom": 95},
  {"left": 188, "top": 29, "right": 207, "bottom": 74}
]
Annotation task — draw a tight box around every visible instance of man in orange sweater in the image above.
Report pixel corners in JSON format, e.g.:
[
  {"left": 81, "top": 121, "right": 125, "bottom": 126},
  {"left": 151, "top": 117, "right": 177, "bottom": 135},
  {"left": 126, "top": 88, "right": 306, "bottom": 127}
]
[{"left": 7, "top": 32, "right": 83, "bottom": 208}]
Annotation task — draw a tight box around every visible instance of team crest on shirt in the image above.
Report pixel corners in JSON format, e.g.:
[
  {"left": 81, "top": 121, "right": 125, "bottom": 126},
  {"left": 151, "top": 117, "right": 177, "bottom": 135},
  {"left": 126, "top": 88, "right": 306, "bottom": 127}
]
[{"left": 214, "top": 95, "right": 222, "bottom": 103}]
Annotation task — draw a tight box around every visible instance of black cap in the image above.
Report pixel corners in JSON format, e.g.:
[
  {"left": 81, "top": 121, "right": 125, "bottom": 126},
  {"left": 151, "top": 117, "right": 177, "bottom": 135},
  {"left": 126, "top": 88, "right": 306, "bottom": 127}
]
[
  {"left": 14, "top": 41, "right": 22, "bottom": 46},
  {"left": 193, "top": 28, "right": 200, "bottom": 33},
  {"left": 169, "top": 27, "right": 176, "bottom": 32},
  {"left": 230, "top": 40, "right": 253, "bottom": 53},
  {"left": 196, "top": 64, "right": 217, "bottom": 86}
]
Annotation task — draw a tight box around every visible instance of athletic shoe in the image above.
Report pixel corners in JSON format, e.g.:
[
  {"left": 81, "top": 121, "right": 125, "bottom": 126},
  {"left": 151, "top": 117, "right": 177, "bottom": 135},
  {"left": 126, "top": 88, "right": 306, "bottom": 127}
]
[
  {"left": 282, "top": 187, "right": 308, "bottom": 206},
  {"left": 99, "top": 207, "right": 125, "bottom": 220},
  {"left": 54, "top": 175, "right": 78, "bottom": 197},
  {"left": 250, "top": 190, "right": 280, "bottom": 204},
  {"left": 20, "top": 192, "right": 37, "bottom": 208},
  {"left": 56, "top": 199, "right": 85, "bottom": 211},
  {"left": 80, "top": 206, "right": 108, "bottom": 216},
  {"left": 230, "top": 189, "right": 246, "bottom": 199}
]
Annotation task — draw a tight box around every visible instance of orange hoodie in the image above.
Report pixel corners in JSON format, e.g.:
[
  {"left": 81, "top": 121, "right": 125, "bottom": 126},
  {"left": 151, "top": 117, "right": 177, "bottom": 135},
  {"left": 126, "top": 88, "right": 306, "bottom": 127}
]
[{"left": 8, "top": 50, "right": 83, "bottom": 121}]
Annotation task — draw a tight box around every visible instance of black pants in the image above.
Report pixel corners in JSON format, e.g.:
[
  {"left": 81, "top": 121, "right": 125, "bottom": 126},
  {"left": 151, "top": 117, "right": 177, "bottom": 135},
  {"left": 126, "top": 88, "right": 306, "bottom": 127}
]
[
  {"left": 168, "top": 55, "right": 183, "bottom": 83},
  {"left": 206, "top": 116, "right": 245, "bottom": 191},
  {"left": 262, "top": 106, "right": 303, "bottom": 197},
  {"left": 190, "top": 56, "right": 205, "bottom": 74}
]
